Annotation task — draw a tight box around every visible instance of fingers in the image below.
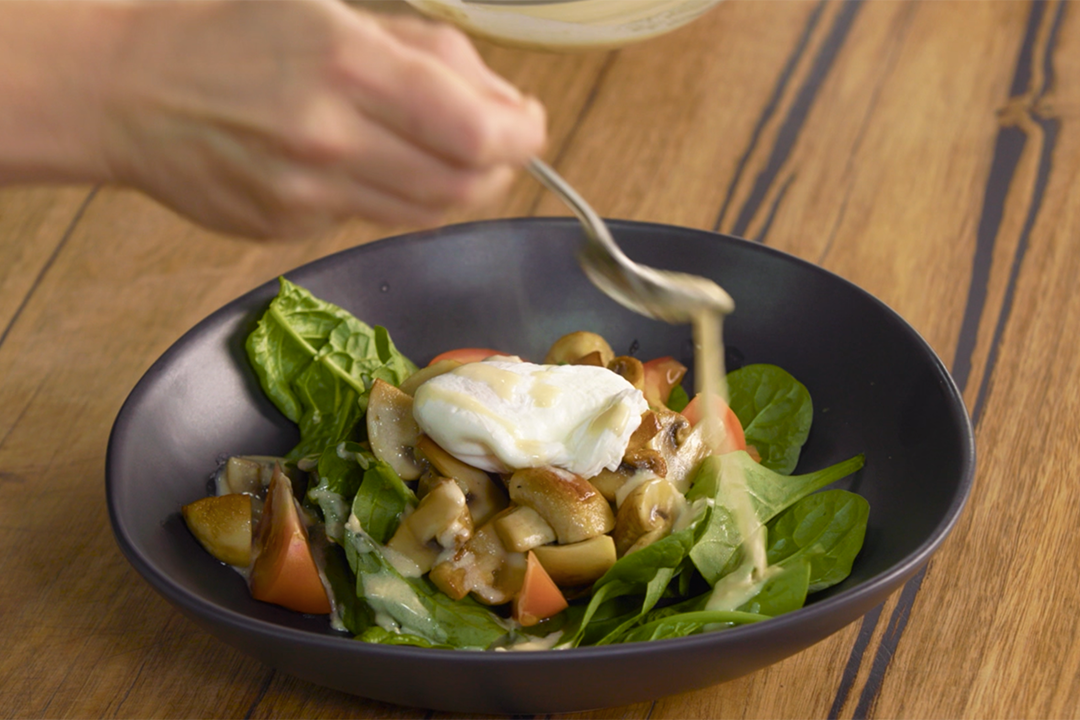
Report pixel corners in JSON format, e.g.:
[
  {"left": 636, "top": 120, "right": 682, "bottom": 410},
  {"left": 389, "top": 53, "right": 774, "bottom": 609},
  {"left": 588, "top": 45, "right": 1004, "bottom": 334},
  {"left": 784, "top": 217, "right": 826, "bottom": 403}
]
[
  {"left": 371, "top": 14, "right": 524, "bottom": 105},
  {"left": 340, "top": 13, "right": 547, "bottom": 170}
]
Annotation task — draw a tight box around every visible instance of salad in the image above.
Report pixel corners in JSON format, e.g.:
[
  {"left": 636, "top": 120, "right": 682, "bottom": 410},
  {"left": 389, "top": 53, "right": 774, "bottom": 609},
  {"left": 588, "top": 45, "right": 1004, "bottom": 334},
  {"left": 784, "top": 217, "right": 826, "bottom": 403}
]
[{"left": 181, "top": 278, "right": 868, "bottom": 649}]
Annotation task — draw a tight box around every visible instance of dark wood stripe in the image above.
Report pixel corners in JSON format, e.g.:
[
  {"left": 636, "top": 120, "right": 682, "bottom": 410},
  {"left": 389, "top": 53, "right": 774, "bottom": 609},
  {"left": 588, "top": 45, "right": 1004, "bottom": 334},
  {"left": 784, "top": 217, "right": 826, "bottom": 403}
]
[
  {"left": 712, "top": 0, "right": 827, "bottom": 233},
  {"left": 950, "top": 126, "right": 1028, "bottom": 393},
  {"left": 971, "top": 2, "right": 1064, "bottom": 426},
  {"left": 852, "top": 565, "right": 928, "bottom": 718},
  {"left": 0, "top": 186, "right": 99, "bottom": 351},
  {"left": 850, "top": 1, "right": 1065, "bottom": 715},
  {"left": 753, "top": 174, "right": 794, "bottom": 243},
  {"left": 827, "top": 603, "right": 884, "bottom": 719},
  {"left": 728, "top": 0, "right": 864, "bottom": 239},
  {"left": 242, "top": 668, "right": 276, "bottom": 719}
]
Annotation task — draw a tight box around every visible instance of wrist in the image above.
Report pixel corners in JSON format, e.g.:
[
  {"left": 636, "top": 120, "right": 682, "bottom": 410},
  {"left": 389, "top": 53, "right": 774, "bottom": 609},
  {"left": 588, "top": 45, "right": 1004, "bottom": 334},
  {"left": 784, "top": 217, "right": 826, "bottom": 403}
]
[{"left": 0, "top": 1, "right": 132, "bottom": 185}]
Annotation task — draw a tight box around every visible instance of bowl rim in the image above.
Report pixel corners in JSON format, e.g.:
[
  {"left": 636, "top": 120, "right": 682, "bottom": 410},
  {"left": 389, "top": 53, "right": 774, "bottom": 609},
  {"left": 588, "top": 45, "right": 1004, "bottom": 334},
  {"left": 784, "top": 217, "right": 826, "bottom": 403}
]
[{"left": 106, "top": 216, "right": 976, "bottom": 662}]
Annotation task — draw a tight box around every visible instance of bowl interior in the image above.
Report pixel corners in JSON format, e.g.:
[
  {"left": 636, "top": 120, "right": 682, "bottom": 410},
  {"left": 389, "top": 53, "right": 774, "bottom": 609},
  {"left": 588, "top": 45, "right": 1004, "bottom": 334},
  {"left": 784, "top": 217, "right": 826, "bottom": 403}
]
[{"left": 107, "top": 218, "right": 974, "bottom": 708}]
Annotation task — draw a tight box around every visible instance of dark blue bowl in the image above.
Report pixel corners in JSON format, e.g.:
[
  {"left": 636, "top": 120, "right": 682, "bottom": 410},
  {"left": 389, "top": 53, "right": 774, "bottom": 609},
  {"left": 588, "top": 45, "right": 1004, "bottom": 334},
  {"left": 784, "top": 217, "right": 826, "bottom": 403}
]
[{"left": 107, "top": 218, "right": 974, "bottom": 714}]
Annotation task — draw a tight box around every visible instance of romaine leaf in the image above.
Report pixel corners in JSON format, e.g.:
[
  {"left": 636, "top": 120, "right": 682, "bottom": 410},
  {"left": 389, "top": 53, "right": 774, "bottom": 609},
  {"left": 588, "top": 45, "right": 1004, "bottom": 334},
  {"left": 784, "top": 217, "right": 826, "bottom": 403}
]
[
  {"left": 727, "top": 364, "right": 813, "bottom": 474},
  {"left": 686, "top": 451, "right": 865, "bottom": 584},
  {"left": 766, "top": 489, "right": 869, "bottom": 593},
  {"left": 245, "top": 277, "right": 418, "bottom": 460}
]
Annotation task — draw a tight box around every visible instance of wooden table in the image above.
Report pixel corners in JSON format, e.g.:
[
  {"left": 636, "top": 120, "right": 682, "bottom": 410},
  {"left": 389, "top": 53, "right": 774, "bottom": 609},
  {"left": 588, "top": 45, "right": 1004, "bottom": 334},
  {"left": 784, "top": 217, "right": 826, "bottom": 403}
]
[{"left": 3, "top": 0, "right": 1078, "bottom": 717}]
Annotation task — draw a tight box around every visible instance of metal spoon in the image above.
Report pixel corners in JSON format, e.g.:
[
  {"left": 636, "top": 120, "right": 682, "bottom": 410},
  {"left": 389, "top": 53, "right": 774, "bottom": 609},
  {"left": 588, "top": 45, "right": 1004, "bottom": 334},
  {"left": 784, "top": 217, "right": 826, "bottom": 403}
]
[{"left": 526, "top": 158, "right": 734, "bottom": 323}]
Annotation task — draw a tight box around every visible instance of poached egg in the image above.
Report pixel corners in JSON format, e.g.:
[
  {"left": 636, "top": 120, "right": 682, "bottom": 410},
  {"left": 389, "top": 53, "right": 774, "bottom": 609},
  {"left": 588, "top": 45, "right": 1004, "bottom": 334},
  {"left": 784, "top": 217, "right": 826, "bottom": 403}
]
[{"left": 413, "top": 358, "right": 647, "bottom": 478}]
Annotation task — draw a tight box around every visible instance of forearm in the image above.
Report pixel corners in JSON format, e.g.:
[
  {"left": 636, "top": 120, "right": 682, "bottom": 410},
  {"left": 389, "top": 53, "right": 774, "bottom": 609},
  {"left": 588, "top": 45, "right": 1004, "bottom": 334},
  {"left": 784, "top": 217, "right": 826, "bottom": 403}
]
[{"left": 0, "top": 0, "right": 128, "bottom": 184}]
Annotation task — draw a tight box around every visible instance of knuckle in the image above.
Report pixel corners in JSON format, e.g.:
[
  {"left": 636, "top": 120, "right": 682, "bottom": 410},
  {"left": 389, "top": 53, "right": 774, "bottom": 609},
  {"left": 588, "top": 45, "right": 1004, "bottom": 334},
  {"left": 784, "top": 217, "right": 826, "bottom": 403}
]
[
  {"left": 454, "top": 113, "right": 502, "bottom": 165},
  {"left": 284, "top": 104, "right": 357, "bottom": 165},
  {"left": 426, "top": 24, "right": 474, "bottom": 61}
]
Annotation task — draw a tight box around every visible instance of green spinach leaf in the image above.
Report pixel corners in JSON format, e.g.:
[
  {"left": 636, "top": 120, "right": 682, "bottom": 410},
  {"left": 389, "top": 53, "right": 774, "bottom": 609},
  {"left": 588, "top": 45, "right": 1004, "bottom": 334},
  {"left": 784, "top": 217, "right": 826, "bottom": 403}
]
[
  {"left": 767, "top": 489, "right": 869, "bottom": 593},
  {"left": 245, "top": 277, "right": 417, "bottom": 460},
  {"left": 570, "top": 503, "right": 711, "bottom": 646},
  {"left": 350, "top": 460, "right": 416, "bottom": 546},
  {"left": 686, "top": 451, "right": 865, "bottom": 584},
  {"left": 734, "top": 558, "right": 811, "bottom": 616},
  {"left": 727, "top": 364, "right": 813, "bottom": 474},
  {"left": 307, "top": 441, "right": 371, "bottom": 544},
  {"left": 613, "top": 609, "right": 769, "bottom": 644},
  {"left": 342, "top": 528, "right": 507, "bottom": 649}
]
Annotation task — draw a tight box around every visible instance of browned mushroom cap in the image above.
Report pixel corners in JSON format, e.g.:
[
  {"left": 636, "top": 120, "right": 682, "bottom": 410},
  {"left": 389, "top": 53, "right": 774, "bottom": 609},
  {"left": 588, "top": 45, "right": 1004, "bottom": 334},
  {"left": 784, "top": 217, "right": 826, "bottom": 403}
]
[
  {"left": 416, "top": 435, "right": 508, "bottom": 527},
  {"left": 627, "top": 410, "right": 663, "bottom": 449},
  {"left": 544, "top": 331, "right": 615, "bottom": 366},
  {"left": 607, "top": 356, "right": 645, "bottom": 391},
  {"left": 507, "top": 466, "right": 615, "bottom": 545},
  {"left": 613, "top": 478, "right": 687, "bottom": 556},
  {"left": 429, "top": 522, "right": 526, "bottom": 605},
  {"left": 366, "top": 379, "right": 426, "bottom": 481}
]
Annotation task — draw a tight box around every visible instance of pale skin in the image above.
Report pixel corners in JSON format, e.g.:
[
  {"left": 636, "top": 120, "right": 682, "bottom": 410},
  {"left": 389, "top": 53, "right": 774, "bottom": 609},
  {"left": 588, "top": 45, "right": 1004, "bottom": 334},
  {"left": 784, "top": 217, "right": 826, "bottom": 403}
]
[{"left": 0, "top": 0, "right": 548, "bottom": 238}]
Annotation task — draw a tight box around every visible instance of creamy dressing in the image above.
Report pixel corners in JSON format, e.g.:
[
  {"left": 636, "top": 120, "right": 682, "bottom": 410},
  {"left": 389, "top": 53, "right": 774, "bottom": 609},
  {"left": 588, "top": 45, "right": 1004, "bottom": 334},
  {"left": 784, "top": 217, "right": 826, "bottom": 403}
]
[
  {"left": 691, "top": 309, "right": 777, "bottom": 607},
  {"left": 454, "top": 362, "right": 522, "bottom": 400}
]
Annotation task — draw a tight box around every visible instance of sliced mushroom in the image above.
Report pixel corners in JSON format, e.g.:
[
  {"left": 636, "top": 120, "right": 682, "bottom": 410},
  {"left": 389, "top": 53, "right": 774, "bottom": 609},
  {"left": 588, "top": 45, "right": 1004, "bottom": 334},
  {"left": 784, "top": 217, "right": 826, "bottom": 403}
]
[
  {"left": 531, "top": 534, "right": 617, "bottom": 587},
  {"left": 627, "top": 410, "right": 663, "bottom": 450},
  {"left": 647, "top": 409, "right": 709, "bottom": 493},
  {"left": 416, "top": 436, "right": 508, "bottom": 527},
  {"left": 572, "top": 350, "right": 606, "bottom": 367},
  {"left": 613, "top": 478, "right": 687, "bottom": 556},
  {"left": 544, "top": 331, "right": 614, "bottom": 366},
  {"left": 429, "top": 521, "right": 527, "bottom": 605},
  {"left": 607, "top": 356, "right": 645, "bottom": 391},
  {"left": 218, "top": 456, "right": 288, "bottom": 495},
  {"left": 398, "top": 358, "right": 462, "bottom": 396},
  {"left": 384, "top": 521, "right": 441, "bottom": 575},
  {"left": 589, "top": 447, "right": 668, "bottom": 503},
  {"left": 507, "top": 466, "right": 614, "bottom": 545},
  {"left": 493, "top": 505, "right": 557, "bottom": 553},
  {"left": 366, "top": 379, "right": 426, "bottom": 480},
  {"left": 404, "top": 477, "right": 472, "bottom": 548}
]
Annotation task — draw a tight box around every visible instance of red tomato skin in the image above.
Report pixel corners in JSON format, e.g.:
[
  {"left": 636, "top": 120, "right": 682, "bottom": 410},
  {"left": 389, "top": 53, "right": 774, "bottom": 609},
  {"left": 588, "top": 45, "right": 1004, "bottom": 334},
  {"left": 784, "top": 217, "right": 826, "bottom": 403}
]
[
  {"left": 427, "top": 348, "right": 510, "bottom": 366},
  {"left": 642, "top": 357, "right": 688, "bottom": 407},
  {"left": 513, "top": 552, "right": 569, "bottom": 627},
  {"left": 680, "top": 394, "right": 747, "bottom": 454}
]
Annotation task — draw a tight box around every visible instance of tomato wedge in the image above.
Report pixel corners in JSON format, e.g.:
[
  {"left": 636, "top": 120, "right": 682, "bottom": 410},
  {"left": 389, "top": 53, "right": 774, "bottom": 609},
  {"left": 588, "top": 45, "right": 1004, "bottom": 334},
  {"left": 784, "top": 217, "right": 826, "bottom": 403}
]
[
  {"left": 512, "top": 551, "right": 568, "bottom": 627},
  {"left": 248, "top": 468, "right": 331, "bottom": 615},
  {"left": 427, "top": 348, "right": 511, "bottom": 366},
  {"left": 680, "top": 393, "right": 747, "bottom": 454},
  {"left": 642, "top": 357, "right": 688, "bottom": 408}
]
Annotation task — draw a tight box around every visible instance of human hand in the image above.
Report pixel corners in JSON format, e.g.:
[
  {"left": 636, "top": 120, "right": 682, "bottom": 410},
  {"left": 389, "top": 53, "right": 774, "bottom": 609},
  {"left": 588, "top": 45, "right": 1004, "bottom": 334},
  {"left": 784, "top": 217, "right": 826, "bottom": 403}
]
[{"left": 93, "top": 0, "right": 547, "bottom": 237}]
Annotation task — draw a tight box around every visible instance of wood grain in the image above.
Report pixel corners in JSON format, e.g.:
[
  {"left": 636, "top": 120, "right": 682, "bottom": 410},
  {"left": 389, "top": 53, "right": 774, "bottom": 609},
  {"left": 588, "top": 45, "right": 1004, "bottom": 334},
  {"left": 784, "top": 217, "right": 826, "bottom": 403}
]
[{"left": 2, "top": 0, "right": 1079, "bottom": 718}]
